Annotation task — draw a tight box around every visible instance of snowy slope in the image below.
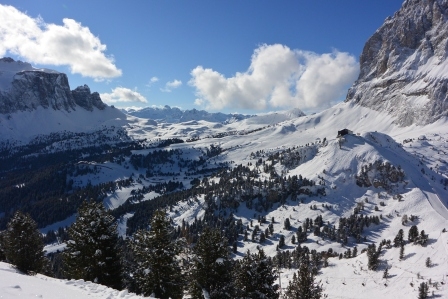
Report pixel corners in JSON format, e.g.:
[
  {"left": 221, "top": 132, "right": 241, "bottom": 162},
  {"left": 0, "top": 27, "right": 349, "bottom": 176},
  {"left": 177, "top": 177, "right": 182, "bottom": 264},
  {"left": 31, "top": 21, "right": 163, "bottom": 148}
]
[
  {"left": 0, "top": 262, "right": 151, "bottom": 299},
  {"left": 0, "top": 105, "right": 127, "bottom": 142}
]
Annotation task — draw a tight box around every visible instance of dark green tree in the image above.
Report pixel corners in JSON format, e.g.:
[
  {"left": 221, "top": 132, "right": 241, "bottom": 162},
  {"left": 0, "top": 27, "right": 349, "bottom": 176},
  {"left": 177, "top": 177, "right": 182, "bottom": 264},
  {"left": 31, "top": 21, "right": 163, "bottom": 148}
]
[
  {"left": 234, "top": 249, "right": 279, "bottom": 299},
  {"left": 3, "top": 211, "right": 45, "bottom": 274},
  {"left": 394, "top": 229, "right": 404, "bottom": 247},
  {"left": 129, "top": 210, "right": 183, "bottom": 298},
  {"left": 0, "top": 230, "right": 6, "bottom": 261},
  {"left": 279, "top": 235, "right": 285, "bottom": 248},
  {"left": 188, "top": 227, "right": 233, "bottom": 299},
  {"left": 408, "top": 225, "right": 419, "bottom": 242},
  {"left": 284, "top": 218, "right": 291, "bottom": 230},
  {"left": 418, "top": 282, "right": 428, "bottom": 299},
  {"left": 399, "top": 244, "right": 405, "bottom": 260},
  {"left": 284, "top": 261, "right": 323, "bottom": 299},
  {"left": 367, "top": 243, "right": 379, "bottom": 270},
  {"left": 63, "top": 201, "right": 122, "bottom": 289},
  {"left": 415, "top": 230, "right": 428, "bottom": 246},
  {"left": 425, "top": 257, "right": 431, "bottom": 268}
]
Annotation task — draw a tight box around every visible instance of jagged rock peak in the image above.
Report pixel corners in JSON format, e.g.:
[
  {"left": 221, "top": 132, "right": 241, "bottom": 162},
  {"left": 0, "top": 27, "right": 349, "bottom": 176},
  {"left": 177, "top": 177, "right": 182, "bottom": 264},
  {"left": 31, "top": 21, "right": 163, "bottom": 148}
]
[
  {"left": 346, "top": 0, "right": 448, "bottom": 126},
  {"left": 0, "top": 58, "right": 107, "bottom": 113},
  {"left": 72, "top": 84, "right": 106, "bottom": 111}
]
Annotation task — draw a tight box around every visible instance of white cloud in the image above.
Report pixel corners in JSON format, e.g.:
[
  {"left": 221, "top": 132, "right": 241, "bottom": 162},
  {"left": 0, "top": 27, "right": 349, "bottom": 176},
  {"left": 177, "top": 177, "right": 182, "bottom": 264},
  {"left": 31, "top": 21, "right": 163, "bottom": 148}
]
[
  {"left": 190, "top": 44, "right": 359, "bottom": 111},
  {"left": 161, "top": 79, "right": 182, "bottom": 92},
  {"left": 100, "top": 87, "right": 147, "bottom": 104},
  {"left": 146, "top": 76, "right": 159, "bottom": 88},
  {"left": 0, "top": 4, "right": 122, "bottom": 80}
]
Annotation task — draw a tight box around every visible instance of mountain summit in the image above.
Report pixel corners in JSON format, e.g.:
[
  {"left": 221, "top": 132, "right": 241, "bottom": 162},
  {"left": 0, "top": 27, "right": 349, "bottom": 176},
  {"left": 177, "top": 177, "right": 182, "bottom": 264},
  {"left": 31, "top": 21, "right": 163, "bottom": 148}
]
[
  {"left": 0, "top": 57, "right": 106, "bottom": 114},
  {"left": 346, "top": 0, "right": 448, "bottom": 126}
]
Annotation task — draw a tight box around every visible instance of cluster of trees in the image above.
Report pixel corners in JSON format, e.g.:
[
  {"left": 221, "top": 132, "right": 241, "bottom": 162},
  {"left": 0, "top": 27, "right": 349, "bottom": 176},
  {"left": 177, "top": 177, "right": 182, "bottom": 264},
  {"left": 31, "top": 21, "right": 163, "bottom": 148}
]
[
  {"left": 0, "top": 132, "right": 140, "bottom": 230},
  {"left": 367, "top": 225, "right": 429, "bottom": 271},
  {"left": 0, "top": 203, "right": 324, "bottom": 299}
]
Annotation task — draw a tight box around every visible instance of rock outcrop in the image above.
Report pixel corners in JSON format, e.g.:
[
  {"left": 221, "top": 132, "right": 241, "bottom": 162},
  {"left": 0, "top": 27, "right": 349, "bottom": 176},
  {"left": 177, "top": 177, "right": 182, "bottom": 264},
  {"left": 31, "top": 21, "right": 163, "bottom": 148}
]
[
  {"left": 346, "top": 0, "right": 448, "bottom": 126},
  {"left": 0, "top": 58, "right": 107, "bottom": 114}
]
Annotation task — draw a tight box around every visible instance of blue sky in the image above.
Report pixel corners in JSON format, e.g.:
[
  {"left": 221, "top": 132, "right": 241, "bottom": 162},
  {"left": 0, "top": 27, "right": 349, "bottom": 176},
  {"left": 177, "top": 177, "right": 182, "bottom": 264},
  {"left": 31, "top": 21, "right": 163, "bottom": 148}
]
[{"left": 0, "top": 0, "right": 403, "bottom": 114}]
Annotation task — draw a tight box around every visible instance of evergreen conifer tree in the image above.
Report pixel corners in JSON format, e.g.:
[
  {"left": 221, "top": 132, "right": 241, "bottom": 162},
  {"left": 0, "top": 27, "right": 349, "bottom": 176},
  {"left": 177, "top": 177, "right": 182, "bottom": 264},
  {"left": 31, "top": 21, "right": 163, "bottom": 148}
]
[
  {"left": 129, "top": 210, "right": 183, "bottom": 298},
  {"left": 418, "top": 282, "right": 428, "bottom": 299},
  {"left": 3, "top": 211, "right": 45, "bottom": 274},
  {"left": 188, "top": 227, "right": 233, "bottom": 299},
  {"left": 367, "top": 243, "right": 379, "bottom": 270},
  {"left": 234, "top": 249, "right": 279, "bottom": 299},
  {"left": 408, "top": 225, "right": 419, "bottom": 242},
  {"left": 394, "top": 229, "right": 404, "bottom": 247},
  {"left": 279, "top": 235, "right": 285, "bottom": 248},
  {"left": 284, "top": 260, "right": 323, "bottom": 299},
  {"left": 63, "top": 201, "right": 122, "bottom": 289},
  {"left": 0, "top": 230, "right": 6, "bottom": 261},
  {"left": 399, "top": 244, "right": 405, "bottom": 260}
]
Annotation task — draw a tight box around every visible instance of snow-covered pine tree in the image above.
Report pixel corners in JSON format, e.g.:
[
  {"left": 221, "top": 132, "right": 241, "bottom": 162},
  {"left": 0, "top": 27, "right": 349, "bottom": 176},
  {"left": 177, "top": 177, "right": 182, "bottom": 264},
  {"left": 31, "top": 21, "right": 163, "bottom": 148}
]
[
  {"left": 129, "top": 210, "right": 183, "bottom": 299},
  {"left": 63, "top": 201, "right": 122, "bottom": 289},
  {"left": 234, "top": 248, "right": 279, "bottom": 299},
  {"left": 188, "top": 227, "right": 233, "bottom": 299},
  {"left": 3, "top": 211, "right": 45, "bottom": 274},
  {"left": 284, "top": 260, "right": 323, "bottom": 299}
]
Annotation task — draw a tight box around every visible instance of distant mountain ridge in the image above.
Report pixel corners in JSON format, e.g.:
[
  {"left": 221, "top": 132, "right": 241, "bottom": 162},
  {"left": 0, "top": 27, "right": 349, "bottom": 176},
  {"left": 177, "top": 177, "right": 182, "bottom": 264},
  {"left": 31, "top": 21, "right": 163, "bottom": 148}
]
[
  {"left": 346, "top": 0, "right": 448, "bottom": 126},
  {"left": 0, "top": 57, "right": 106, "bottom": 114},
  {"left": 123, "top": 105, "right": 253, "bottom": 123},
  {"left": 123, "top": 105, "right": 306, "bottom": 124}
]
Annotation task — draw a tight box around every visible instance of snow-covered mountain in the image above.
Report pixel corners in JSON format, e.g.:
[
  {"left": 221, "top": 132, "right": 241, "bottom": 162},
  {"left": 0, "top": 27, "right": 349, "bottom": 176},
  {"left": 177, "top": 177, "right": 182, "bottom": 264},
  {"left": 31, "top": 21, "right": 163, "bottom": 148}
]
[
  {"left": 2, "top": 1, "right": 448, "bottom": 297},
  {"left": 123, "top": 105, "right": 252, "bottom": 124},
  {"left": 0, "top": 58, "right": 127, "bottom": 142},
  {"left": 0, "top": 57, "right": 106, "bottom": 113},
  {"left": 346, "top": 0, "right": 448, "bottom": 126},
  {"left": 123, "top": 105, "right": 305, "bottom": 125}
]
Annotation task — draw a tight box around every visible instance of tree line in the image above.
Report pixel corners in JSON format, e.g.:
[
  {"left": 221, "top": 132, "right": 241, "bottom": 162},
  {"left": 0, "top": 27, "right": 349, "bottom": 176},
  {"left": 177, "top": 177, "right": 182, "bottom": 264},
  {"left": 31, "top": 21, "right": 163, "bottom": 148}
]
[{"left": 0, "top": 203, "right": 323, "bottom": 299}]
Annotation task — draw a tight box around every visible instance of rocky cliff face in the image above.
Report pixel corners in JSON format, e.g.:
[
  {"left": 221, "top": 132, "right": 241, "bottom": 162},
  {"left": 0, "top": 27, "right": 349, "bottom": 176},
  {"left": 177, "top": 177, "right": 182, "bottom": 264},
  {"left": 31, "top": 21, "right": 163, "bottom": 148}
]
[
  {"left": 0, "top": 58, "right": 107, "bottom": 114},
  {"left": 346, "top": 0, "right": 448, "bottom": 126}
]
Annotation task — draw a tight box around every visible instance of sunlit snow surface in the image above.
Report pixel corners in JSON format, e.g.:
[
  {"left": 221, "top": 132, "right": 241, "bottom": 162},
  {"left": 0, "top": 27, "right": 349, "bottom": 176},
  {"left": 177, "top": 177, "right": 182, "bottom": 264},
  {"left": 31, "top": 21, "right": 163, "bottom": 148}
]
[
  {"left": 5, "top": 100, "right": 448, "bottom": 298},
  {"left": 0, "top": 262, "right": 152, "bottom": 299}
]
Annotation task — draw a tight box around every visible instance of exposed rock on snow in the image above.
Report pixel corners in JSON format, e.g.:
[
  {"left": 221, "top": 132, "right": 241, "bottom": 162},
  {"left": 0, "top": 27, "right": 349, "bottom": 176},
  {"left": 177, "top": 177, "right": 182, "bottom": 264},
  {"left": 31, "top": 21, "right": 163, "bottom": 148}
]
[
  {"left": 0, "top": 57, "right": 107, "bottom": 114},
  {"left": 346, "top": 0, "right": 448, "bottom": 126}
]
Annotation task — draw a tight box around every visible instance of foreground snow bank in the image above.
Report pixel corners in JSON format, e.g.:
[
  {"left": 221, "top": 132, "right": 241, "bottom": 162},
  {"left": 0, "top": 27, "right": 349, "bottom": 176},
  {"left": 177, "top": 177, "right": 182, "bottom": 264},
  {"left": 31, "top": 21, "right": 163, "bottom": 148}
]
[{"left": 0, "top": 262, "right": 152, "bottom": 299}]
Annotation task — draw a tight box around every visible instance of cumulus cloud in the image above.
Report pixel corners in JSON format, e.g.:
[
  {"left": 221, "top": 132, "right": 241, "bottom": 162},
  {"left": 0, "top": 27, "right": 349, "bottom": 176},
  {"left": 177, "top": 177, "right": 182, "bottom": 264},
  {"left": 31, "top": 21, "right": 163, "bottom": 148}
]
[
  {"left": 190, "top": 44, "right": 359, "bottom": 111},
  {"left": 150, "top": 77, "right": 159, "bottom": 83},
  {"left": 0, "top": 4, "right": 122, "bottom": 80},
  {"left": 161, "top": 79, "right": 182, "bottom": 92},
  {"left": 100, "top": 87, "right": 147, "bottom": 104}
]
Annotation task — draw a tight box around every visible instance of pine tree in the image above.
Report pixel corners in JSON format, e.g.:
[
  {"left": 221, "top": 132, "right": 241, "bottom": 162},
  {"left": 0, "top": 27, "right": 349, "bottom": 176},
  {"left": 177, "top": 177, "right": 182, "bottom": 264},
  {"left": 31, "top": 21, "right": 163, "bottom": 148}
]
[
  {"left": 399, "top": 244, "right": 405, "bottom": 260},
  {"left": 188, "top": 227, "right": 233, "bottom": 299},
  {"left": 284, "top": 261, "right": 323, "bottom": 299},
  {"left": 383, "top": 267, "right": 389, "bottom": 279},
  {"left": 279, "top": 235, "right": 285, "bottom": 248},
  {"left": 367, "top": 243, "right": 379, "bottom": 270},
  {"left": 425, "top": 257, "right": 431, "bottom": 267},
  {"left": 418, "top": 282, "right": 428, "bottom": 299},
  {"left": 408, "top": 225, "right": 419, "bottom": 242},
  {"left": 63, "top": 201, "right": 122, "bottom": 289},
  {"left": 394, "top": 229, "right": 404, "bottom": 247},
  {"left": 3, "top": 211, "right": 45, "bottom": 274},
  {"left": 129, "top": 210, "right": 183, "bottom": 298},
  {"left": 234, "top": 249, "right": 279, "bottom": 299},
  {"left": 284, "top": 218, "right": 291, "bottom": 230},
  {"left": 0, "top": 230, "right": 6, "bottom": 261}
]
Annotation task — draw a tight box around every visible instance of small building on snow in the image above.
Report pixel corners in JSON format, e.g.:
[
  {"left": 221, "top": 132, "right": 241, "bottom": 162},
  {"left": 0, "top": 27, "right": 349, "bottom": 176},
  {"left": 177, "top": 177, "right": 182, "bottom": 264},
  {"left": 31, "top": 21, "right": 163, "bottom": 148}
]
[{"left": 337, "top": 129, "right": 353, "bottom": 138}]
